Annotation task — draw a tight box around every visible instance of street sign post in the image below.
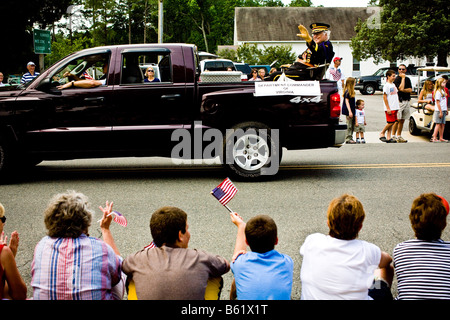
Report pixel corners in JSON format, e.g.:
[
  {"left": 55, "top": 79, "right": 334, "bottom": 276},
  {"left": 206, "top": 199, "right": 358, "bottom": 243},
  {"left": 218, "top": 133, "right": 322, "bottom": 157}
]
[{"left": 33, "top": 29, "right": 51, "bottom": 72}]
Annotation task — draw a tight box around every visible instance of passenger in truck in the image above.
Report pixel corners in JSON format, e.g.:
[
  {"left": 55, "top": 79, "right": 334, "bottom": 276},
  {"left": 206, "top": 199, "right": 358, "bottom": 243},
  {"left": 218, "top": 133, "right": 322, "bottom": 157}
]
[{"left": 58, "top": 61, "right": 108, "bottom": 90}]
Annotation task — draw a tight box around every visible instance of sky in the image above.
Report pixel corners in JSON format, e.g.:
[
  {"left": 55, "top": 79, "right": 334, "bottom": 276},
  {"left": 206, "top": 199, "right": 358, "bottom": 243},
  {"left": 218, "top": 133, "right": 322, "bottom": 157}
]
[{"left": 283, "top": 0, "right": 372, "bottom": 6}]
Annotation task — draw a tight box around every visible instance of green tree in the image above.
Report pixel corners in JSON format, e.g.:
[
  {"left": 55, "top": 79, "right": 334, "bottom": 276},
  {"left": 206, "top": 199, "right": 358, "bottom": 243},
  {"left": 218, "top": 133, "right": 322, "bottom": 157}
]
[
  {"left": 351, "top": 0, "right": 450, "bottom": 66},
  {"left": 288, "top": 0, "right": 313, "bottom": 7},
  {"left": 0, "top": 0, "right": 72, "bottom": 75},
  {"left": 235, "top": 44, "right": 296, "bottom": 66}
]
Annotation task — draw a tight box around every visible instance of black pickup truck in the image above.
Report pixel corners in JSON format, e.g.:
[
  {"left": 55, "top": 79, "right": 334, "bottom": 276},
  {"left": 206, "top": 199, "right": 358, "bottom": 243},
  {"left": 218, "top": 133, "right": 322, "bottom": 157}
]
[{"left": 0, "top": 44, "right": 345, "bottom": 180}]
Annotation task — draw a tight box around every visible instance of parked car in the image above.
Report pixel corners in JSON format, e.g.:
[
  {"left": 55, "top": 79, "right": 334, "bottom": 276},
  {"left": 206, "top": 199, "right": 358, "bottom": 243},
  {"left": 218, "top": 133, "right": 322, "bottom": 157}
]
[
  {"left": 0, "top": 43, "right": 345, "bottom": 181},
  {"left": 200, "top": 59, "right": 236, "bottom": 72},
  {"left": 355, "top": 65, "right": 424, "bottom": 95},
  {"left": 355, "top": 67, "right": 390, "bottom": 95},
  {"left": 234, "top": 62, "right": 252, "bottom": 80}
]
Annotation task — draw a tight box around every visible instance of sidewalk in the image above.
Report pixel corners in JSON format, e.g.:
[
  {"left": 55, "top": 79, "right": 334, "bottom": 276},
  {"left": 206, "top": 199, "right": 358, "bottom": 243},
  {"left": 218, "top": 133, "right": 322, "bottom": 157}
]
[{"left": 353, "top": 131, "right": 430, "bottom": 144}]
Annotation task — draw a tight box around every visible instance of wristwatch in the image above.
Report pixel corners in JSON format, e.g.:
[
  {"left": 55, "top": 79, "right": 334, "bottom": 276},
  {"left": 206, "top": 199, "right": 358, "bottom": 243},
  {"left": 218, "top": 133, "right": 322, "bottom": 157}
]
[{"left": 71, "top": 80, "right": 75, "bottom": 87}]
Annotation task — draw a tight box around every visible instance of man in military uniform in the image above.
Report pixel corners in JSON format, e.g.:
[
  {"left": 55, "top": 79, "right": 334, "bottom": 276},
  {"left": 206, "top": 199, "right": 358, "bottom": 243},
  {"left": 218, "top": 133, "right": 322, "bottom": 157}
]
[{"left": 266, "top": 23, "right": 334, "bottom": 81}]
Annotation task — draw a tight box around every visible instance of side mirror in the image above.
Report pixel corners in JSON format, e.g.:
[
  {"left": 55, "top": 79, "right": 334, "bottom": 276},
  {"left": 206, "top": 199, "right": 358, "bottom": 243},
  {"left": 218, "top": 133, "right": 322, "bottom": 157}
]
[{"left": 36, "top": 78, "right": 62, "bottom": 95}]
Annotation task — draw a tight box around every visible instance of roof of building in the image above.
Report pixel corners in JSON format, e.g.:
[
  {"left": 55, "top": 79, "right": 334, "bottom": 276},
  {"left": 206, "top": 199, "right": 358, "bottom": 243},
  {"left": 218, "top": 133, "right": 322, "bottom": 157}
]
[{"left": 235, "top": 7, "right": 374, "bottom": 42}]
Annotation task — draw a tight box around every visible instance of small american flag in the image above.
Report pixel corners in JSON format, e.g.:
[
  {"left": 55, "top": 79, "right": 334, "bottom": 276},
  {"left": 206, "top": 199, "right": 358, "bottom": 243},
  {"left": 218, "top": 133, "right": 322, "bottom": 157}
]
[
  {"left": 83, "top": 71, "right": 93, "bottom": 80},
  {"left": 211, "top": 178, "right": 238, "bottom": 206},
  {"left": 144, "top": 241, "right": 157, "bottom": 249},
  {"left": 112, "top": 211, "right": 127, "bottom": 227}
]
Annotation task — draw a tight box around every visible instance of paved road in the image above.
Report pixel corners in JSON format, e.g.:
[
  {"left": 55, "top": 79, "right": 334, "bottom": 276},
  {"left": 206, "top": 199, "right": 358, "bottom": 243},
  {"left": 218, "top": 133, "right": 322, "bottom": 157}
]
[{"left": 1, "top": 132, "right": 449, "bottom": 300}]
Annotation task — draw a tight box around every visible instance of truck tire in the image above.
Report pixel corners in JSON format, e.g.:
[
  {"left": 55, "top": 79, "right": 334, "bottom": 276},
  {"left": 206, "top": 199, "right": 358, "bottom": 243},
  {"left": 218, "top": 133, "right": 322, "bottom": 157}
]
[
  {"left": 362, "top": 83, "right": 376, "bottom": 95},
  {"left": 408, "top": 117, "right": 420, "bottom": 136},
  {"left": 223, "top": 122, "right": 281, "bottom": 180}
]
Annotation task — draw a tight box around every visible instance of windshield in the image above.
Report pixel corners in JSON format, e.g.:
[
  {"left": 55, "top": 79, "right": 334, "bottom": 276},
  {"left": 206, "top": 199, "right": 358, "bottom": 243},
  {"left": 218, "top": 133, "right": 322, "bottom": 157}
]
[{"left": 373, "top": 68, "right": 388, "bottom": 76}]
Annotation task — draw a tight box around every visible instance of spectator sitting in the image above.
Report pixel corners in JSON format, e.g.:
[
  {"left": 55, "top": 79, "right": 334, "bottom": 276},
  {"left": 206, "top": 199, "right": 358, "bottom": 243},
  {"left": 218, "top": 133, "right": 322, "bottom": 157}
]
[
  {"left": 31, "top": 191, "right": 124, "bottom": 300},
  {"left": 300, "top": 194, "right": 394, "bottom": 300},
  {"left": 122, "top": 206, "right": 230, "bottom": 300},
  {"left": 258, "top": 68, "right": 267, "bottom": 80},
  {"left": 0, "top": 203, "right": 27, "bottom": 300},
  {"left": 393, "top": 193, "right": 450, "bottom": 299},
  {"left": 229, "top": 212, "right": 293, "bottom": 300},
  {"left": 144, "top": 67, "right": 161, "bottom": 83},
  {"left": 248, "top": 68, "right": 262, "bottom": 81},
  {"left": 417, "top": 80, "right": 435, "bottom": 113}
]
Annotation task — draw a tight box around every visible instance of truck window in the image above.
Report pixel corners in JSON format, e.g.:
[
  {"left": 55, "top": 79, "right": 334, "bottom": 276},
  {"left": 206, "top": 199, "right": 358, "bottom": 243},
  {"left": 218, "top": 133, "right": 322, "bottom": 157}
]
[
  {"left": 52, "top": 53, "right": 110, "bottom": 87},
  {"left": 121, "top": 51, "right": 172, "bottom": 84}
]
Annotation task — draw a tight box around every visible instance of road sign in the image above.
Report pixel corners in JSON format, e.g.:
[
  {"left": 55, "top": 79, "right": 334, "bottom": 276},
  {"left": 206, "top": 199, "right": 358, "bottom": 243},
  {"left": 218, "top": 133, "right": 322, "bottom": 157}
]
[{"left": 33, "top": 29, "right": 51, "bottom": 54}]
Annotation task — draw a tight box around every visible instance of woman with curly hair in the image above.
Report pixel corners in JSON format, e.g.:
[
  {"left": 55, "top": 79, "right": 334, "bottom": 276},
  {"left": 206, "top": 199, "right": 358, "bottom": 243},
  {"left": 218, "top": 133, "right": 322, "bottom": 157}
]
[{"left": 31, "top": 190, "right": 124, "bottom": 300}]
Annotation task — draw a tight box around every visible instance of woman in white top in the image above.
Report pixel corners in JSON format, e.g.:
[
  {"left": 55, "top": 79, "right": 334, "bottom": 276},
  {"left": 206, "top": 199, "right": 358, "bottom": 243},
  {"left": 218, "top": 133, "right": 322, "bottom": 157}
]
[{"left": 431, "top": 77, "right": 448, "bottom": 142}]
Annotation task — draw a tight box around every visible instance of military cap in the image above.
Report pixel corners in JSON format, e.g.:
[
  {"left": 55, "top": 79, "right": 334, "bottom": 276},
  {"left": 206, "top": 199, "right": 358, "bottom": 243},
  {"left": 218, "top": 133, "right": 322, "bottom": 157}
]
[{"left": 310, "top": 23, "right": 330, "bottom": 34}]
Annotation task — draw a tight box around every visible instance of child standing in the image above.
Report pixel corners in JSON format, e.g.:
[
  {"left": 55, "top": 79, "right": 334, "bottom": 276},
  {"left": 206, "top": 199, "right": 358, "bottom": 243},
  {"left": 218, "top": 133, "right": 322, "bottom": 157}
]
[
  {"left": 300, "top": 194, "right": 394, "bottom": 300},
  {"left": 355, "top": 99, "right": 366, "bottom": 144},
  {"left": 430, "top": 77, "right": 448, "bottom": 142},
  {"left": 342, "top": 77, "right": 357, "bottom": 144},
  {"left": 379, "top": 70, "right": 399, "bottom": 143}
]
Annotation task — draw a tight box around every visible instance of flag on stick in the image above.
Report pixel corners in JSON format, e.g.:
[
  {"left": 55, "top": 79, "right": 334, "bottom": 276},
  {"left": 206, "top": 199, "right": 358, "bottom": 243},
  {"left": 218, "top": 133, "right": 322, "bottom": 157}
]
[
  {"left": 211, "top": 178, "right": 238, "bottom": 212},
  {"left": 112, "top": 210, "right": 127, "bottom": 227}
]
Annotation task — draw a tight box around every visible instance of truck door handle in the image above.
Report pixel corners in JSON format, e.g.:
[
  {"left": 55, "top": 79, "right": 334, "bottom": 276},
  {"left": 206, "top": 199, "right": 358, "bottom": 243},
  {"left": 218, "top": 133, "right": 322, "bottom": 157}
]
[
  {"left": 84, "top": 97, "right": 105, "bottom": 103},
  {"left": 161, "top": 94, "right": 181, "bottom": 100}
]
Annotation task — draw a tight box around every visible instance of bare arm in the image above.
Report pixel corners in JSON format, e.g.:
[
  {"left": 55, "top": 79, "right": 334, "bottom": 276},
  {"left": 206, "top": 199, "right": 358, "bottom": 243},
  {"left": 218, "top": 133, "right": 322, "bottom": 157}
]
[
  {"left": 57, "top": 79, "right": 103, "bottom": 90},
  {"left": 230, "top": 212, "right": 247, "bottom": 261},
  {"left": 1, "top": 247, "right": 27, "bottom": 300},
  {"left": 378, "top": 251, "right": 392, "bottom": 269},
  {"left": 99, "top": 201, "right": 120, "bottom": 256},
  {"left": 383, "top": 93, "right": 391, "bottom": 114}
]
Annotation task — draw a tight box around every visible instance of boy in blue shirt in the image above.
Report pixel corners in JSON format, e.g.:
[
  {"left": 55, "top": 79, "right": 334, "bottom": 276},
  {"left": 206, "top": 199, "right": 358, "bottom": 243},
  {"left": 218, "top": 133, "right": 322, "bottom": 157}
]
[{"left": 229, "top": 212, "right": 293, "bottom": 300}]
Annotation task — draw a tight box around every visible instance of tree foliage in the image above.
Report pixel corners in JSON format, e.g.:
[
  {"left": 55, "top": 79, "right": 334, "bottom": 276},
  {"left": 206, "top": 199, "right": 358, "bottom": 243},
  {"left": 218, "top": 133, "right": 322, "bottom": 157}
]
[
  {"left": 351, "top": 0, "right": 450, "bottom": 66},
  {"left": 0, "top": 0, "right": 72, "bottom": 75},
  {"left": 1, "top": 0, "right": 310, "bottom": 75},
  {"left": 232, "top": 44, "right": 296, "bottom": 66}
]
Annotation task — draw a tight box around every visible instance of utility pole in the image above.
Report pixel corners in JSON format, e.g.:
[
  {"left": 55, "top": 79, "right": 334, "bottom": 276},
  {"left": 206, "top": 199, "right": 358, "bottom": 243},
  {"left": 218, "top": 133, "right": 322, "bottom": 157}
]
[{"left": 158, "top": 0, "right": 163, "bottom": 43}]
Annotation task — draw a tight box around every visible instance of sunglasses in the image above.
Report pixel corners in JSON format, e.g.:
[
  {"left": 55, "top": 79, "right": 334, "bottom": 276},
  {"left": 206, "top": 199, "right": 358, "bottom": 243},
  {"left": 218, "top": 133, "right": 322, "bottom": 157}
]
[
  {"left": 147, "top": 70, "right": 154, "bottom": 72},
  {"left": 0, "top": 216, "right": 5, "bottom": 223},
  {"left": 398, "top": 68, "right": 406, "bottom": 71}
]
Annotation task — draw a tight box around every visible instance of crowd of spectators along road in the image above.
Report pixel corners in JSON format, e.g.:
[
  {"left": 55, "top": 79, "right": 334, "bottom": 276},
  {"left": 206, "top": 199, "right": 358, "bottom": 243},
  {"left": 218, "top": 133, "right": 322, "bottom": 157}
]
[{"left": 1, "top": 190, "right": 449, "bottom": 300}]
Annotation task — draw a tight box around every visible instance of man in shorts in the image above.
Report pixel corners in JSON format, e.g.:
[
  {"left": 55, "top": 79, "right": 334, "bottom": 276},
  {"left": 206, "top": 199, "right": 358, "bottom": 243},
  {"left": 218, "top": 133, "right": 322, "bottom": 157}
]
[
  {"left": 392, "top": 64, "right": 412, "bottom": 143},
  {"left": 379, "top": 70, "right": 399, "bottom": 143}
]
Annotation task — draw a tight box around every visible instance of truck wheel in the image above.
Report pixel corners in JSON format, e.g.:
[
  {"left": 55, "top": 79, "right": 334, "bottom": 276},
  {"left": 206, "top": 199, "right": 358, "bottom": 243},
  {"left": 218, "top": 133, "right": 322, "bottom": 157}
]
[
  {"left": 363, "top": 84, "right": 375, "bottom": 95},
  {"left": 224, "top": 122, "right": 281, "bottom": 180},
  {"left": 408, "top": 117, "right": 420, "bottom": 136}
]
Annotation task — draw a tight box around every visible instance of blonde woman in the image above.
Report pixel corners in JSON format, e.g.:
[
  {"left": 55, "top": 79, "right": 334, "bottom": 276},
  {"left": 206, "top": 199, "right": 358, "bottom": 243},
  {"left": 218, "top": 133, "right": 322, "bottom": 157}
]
[
  {"left": 431, "top": 77, "right": 448, "bottom": 142},
  {"left": 418, "top": 80, "right": 435, "bottom": 112},
  {"left": 342, "top": 77, "right": 356, "bottom": 144}
]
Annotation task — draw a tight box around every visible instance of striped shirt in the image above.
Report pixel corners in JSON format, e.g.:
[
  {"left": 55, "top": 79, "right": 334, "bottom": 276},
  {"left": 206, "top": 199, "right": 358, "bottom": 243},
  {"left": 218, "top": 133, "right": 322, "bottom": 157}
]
[
  {"left": 21, "top": 72, "right": 40, "bottom": 84},
  {"left": 393, "top": 239, "right": 450, "bottom": 300},
  {"left": 31, "top": 234, "right": 122, "bottom": 300}
]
